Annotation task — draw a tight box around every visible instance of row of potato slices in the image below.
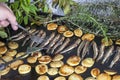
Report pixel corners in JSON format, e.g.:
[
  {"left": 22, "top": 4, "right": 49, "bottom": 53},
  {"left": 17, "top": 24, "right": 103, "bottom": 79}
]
[
  {"left": 0, "top": 40, "right": 119, "bottom": 80},
  {"left": 47, "top": 23, "right": 120, "bottom": 46}
]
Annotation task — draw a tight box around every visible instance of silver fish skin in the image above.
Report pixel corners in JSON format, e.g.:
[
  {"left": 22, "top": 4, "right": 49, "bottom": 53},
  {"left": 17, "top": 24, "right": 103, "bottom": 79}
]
[
  {"left": 39, "top": 32, "right": 55, "bottom": 48},
  {"left": 22, "top": 30, "right": 40, "bottom": 46},
  {"left": 55, "top": 38, "right": 70, "bottom": 54},
  {"left": 96, "top": 44, "right": 105, "bottom": 62},
  {"left": 61, "top": 39, "right": 81, "bottom": 54},
  {"left": 101, "top": 46, "right": 114, "bottom": 64},
  {"left": 81, "top": 41, "right": 90, "bottom": 59},
  {"left": 50, "top": 36, "right": 65, "bottom": 54},
  {"left": 109, "top": 47, "right": 120, "bottom": 68},
  {"left": 92, "top": 41, "right": 99, "bottom": 60},
  {"left": 46, "top": 34, "right": 61, "bottom": 53},
  {"left": 77, "top": 40, "right": 87, "bottom": 56},
  {"left": 9, "top": 27, "right": 30, "bottom": 39}
]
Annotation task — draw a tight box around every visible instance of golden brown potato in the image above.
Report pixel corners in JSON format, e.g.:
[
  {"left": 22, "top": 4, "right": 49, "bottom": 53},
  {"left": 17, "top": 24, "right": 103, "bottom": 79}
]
[
  {"left": 16, "top": 52, "right": 28, "bottom": 58},
  {"left": 91, "top": 68, "right": 100, "bottom": 77},
  {"left": 63, "top": 30, "right": 74, "bottom": 37},
  {"left": 0, "top": 46, "right": 7, "bottom": 55},
  {"left": 74, "top": 28, "right": 83, "bottom": 37},
  {"left": 101, "top": 38, "right": 113, "bottom": 46},
  {"left": 0, "top": 67, "right": 10, "bottom": 75},
  {"left": 104, "top": 70, "right": 117, "bottom": 75},
  {"left": 68, "top": 73, "right": 83, "bottom": 80},
  {"left": 57, "top": 25, "right": 68, "bottom": 33},
  {"left": 27, "top": 56, "right": 37, "bottom": 64},
  {"left": 31, "top": 51, "right": 42, "bottom": 58},
  {"left": 67, "top": 55, "right": 81, "bottom": 66},
  {"left": 112, "top": 75, "right": 120, "bottom": 80},
  {"left": 47, "top": 23, "right": 58, "bottom": 30},
  {"left": 52, "top": 54, "right": 64, "bottom": 61},
  {"left": 54, "top": 76, "right": 66, "bottom": 80},
  {"left": 18, "top": 64, "right": 31, "bottom": 74},
  {"left": 81, "top": 58, "right": 95, "bottom": 67},
  {"left": 50, "top": 61, "right": 64, "bottom": 68},
  {"left": 115, "top": 39, "right": 120, "bottom": 45},
  {"left": 59, "top": 64, "right": 74, "bottom": 76},
  {"left": 38, "top": 55, "right": 52, "bottom": 64},
  {"left": 97, "top": 73, "right": 112, "bottom": 80},
  {"left": 81, "top": 33, "right": 95, "bottom": 41},
  {"left": 85, "top": 77, "right": 96, "bottom": 80},
  {"left": 8, "top": 41, "right": 19, "bottom": 49},
  {"left": 37, "top": 75, "right": 49, "bottom": 80},
  {"left": 2, "top": 55, "right": 13, "bottom": 62},
  {"left": 35, "top": 64, "right": 48, "bottom": 75},
  {"left": 47, "top": 68, "right": 58, "bottom": 76},
  {"left": 75, "top": 65, "right": 87, "bottom": 74},
  {"left": 0, "top": 41, "right": 5, "bottom": 47},
  {"left": 6, "top": 49, "right": 17, "bottom": 57}
]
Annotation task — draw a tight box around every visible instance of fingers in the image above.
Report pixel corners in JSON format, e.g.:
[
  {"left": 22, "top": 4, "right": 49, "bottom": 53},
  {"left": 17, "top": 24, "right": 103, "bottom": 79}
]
[{"left": 0, "top": 20, "right": 9, "bottom": 27}]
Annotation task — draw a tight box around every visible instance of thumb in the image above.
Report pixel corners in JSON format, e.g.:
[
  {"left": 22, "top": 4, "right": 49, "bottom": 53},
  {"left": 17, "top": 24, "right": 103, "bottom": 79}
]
[{"left": 7, "top": 14, "right": 18, "bottom": 30}]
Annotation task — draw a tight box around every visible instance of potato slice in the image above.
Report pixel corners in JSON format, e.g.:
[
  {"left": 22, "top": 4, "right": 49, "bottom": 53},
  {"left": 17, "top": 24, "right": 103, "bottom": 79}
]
[
  {"left": 52, "top": 54, "right": 64, "bottom": 61},
  {"left": 104, "top": 70, "right": 117, "bottom": 75},
  {"left": 74, "top": 28, "right": 83, "bottom": 37},
  {"left": 18, "top": 64, "right": 31, "bottom": 74},
  {"left": 63, "top": 30, "right": 74, "bottom": 37},
  {"left": 91, "top": 68, "right": 100, "bottom": 77},
  {"left": 57, "top": 25, "right": 68, "bottom": 33},
  {"left": 82, "top": 33, "right": 95, "bottom": 41},
  {"left": 97, "top": 73, "right": 111, "bottom": 80},
  {"left": 47, "top": 68, "right": 58, "bottom": 76},
  {"left": 68, "top": 73, "right": 83, "bottom": 80},
  {"left": 47, "top": 23, "right": 58, "bottom": 30},
  {"left": 54, "top": 76, "right": 66, "bottom": 80},
  {"left": 0, "top": 46, "right": 7, "bottom": 55},
  {"left": 37, "top": 75, "right": 49, "bottom": 80},
  {"left": 8, "top": 41, "right": 19, "bottom": 49},
  {"left": 81, "top": 58, "right": 95, "bottom": 67},
  {"left": 75, "top": 65, "right": 87, "bottom": 74}
]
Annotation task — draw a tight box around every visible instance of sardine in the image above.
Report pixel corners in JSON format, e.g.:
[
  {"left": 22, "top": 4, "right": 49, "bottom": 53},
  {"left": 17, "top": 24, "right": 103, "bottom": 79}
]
[
  {"left": 22, "top": 30, "right": 40, "bottom": 46},
  {"left": 55, "top": 38, "right": 70, "bottom": 54},
  {"left": 50, "top": 36, "right": 65, "bottom": 54},
  {"left": 77, "top": 40, "right": 87, "bottom": 56},
  {"left": 61, "top": 39, "right": 81, "bottom": 54},
  {"left": 109, "top": 47, "right": 120, "bottom": 68},
  {"left": 96, "top": 44, "right": 105, "bottom": 62},
  {"left": 81, "top": 41, "right": 90, "bottom": 59},
  {"left": 101, "top": 46, "right": 114, "bottom": 64},
  {"left": 92, "top": 41, "right": 99, "bottom": 60},
  {"left": 39, "top": 32, "right": 55, "bottom": 48}
]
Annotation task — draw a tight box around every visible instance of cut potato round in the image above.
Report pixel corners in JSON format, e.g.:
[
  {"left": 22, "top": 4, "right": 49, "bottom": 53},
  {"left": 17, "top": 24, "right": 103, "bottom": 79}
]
[
  {"left": 52, "top": 54, "right": 64, "bottom": 61},
  {"left": 38, "top": 55, "right": 52, "bottom": 64},
  {"left": 6, "top": 49, "right": 17, "bottom": 57},
  {"left": 2, "top": 56, "right": 13, "bottom": 62},
  {"left": 27, "top": 56, "right": 37, "bottom": 64},
  {"left": 10, "top": 60, "right": 24, "bottom": 70},
  {"left": 35, "top": 64, "right": 48, "bottom": 75},
  {"left": 0, "top": 67, "right": 10, "bottom": 75},
  {"left": 50, "top": 61, "right": 64, "bottom": 68},
  {"left": 115, "top": 39, "right": 120, "bottom": 45},
  {"left": 18, "top": 64, "right": 31, "bottom": 74},
  {"left": 67, "top": 55, "right": 81, "bottom": 66},
  {"left": 74, "top": 28, "right": 83, "bottom": 37},
  {"left": 104, "top": 70, "right": 117, "bottom": 75},
  {"left": 47, "top": 68, "right": 58, "bottom": 76},
  {"left": 59, "top": 64, "right": 74, "bottom": 76},
  {"left": 47, "top": 23, "right": 58, "bottom": 30},
  {"left": 16, "top": 52, "right": 28, "bottom": 58},
  {"left": 97, "top": 73, "right": 111, "bottom": 80},
  {"left": 82, "top": 33, "right": 95, "bottom": 41},
  {"left": 0, "top": 46, "right": 7, "bottom": 55},
  {"left": 37, "top": 75, "right": 49, "bottom": 80},
  {"left": 0, "top": 41, "right": 5, "bottom": 47},
  {"left": 63, "top": 30, "right": 74, "bottom": 37},
  {"left": 75, "top": 65, "right": 87, "bottom": 74},
  {"left": 54, "top": 76, "right": 66, "bottom": 80},
  {"left": 85, "top": 77, "right": 96, "bottom": 80},
  {"left": 8, "top": 41, "right": 19, "bottom": 49},
  {"left": 112, "top": 75, "right": 120, "bottom": 80},
  {"left": 91, "top": 68, "right": 100, "bottom": 77},
  {"left": 81, "top": 58, "right": 95, "bottom": 67},
  {"left": 57, "top": 25, "right": 68, "bottom": 33},
  {"left": 101, "top": 38, "right": 113, "bottom": 46},
  {"left": 31, "top": 51, "right": 42, "bottom": 58},
  {"left": 68, "top": 73, "right": 83, "bottom": 80}
]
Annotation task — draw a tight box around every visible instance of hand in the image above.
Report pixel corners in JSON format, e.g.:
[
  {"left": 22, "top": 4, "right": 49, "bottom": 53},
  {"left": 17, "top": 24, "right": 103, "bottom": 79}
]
[{"left": 0, "top": 3, "right": 18, "bottom": 30}]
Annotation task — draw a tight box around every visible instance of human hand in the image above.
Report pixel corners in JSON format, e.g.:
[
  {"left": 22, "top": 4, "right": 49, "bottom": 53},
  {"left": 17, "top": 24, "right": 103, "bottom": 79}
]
[{"left": 0, "top": 3, "right": 18, "bottom": 30}]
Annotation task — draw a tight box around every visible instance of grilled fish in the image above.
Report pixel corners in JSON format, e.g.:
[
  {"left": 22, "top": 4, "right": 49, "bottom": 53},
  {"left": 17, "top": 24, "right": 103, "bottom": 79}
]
[
  {"left": 55, "top": 38, "right": 70, "bottom": 54},
  {"left": 101, "top": 46, "right": 114, "bottom": 64},
  {"left": 81, "top": 40, "right": 90, "bottom": 59},
  {"left": 39, "top": 32, "right": 55, "bottom": 48},
  {"left": 96, "top": 44, "right": 105, "bottom": 62},
  {"left": 50, "top": 36, "right": 65, "bottom": 54},
  {"left": 92, "top": 41, "right": 99, "bottom": 60},
  {"left": 77, "top": 40, "right": 87, "bottom": 56},
  {"left": 61, "top": 39, "right": 81, "bottom": 54},
  {"left": 109, "top": 47, "right": 120, "bottom": 68}
]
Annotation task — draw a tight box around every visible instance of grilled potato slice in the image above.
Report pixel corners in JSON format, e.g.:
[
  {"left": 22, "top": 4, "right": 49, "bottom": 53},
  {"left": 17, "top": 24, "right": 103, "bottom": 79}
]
[
  {"left": 68, "top": 73, "right": 83, "bottom": 80},
  {"left": 54, "top": 76, "right": 66, "bottom": 80},
  {"left": 50, "top": 61, "right": 64, "bottom": 68},
  {"left": 91, "top": 68, "right": 100, "bottom": 77},
  {"left": 74, "top": 28, "right": 83, "bottom": 37},
  {"left": 81, "top": 58, "right": 95, "bottom": 67},
  {"left": 8, "top": 41, "right": 19, "bottom": 49},
  {"left": 82, "top": 33, "right": 95, "bottom": 41},
  {"left": 37, "top": 75, "right": 49, "bottom": 80},
  {"left": 97, "top": 73, "right": 111, "bottom": 80},
  {"left": 47, "top": 68, "right": 58, "bottom": 76},
  {"left": 63, "top": 30, "right": 74, "bottom": 37},
  {"left": 57, "top": 25, "right": 68, "bottom": 33},
  {"left": 0, "top": 46, "right": 7, "bottom": 55},
  {"left": 75, "top": 65, "right": 87, "bottom": 74},
  {"left": 38, "top": 55, "right": 52, "bottom": 64},
  {"left": 47, "top": 23, "right": 58, "bottom": 30},
  {"left": 18, "top": 64, "right": 31, "bottom": 74}
]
